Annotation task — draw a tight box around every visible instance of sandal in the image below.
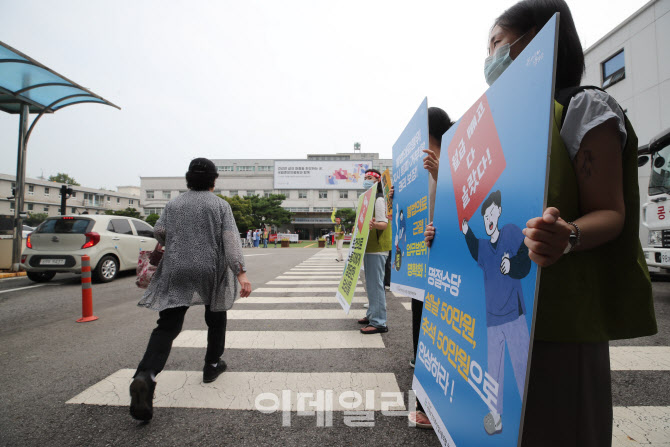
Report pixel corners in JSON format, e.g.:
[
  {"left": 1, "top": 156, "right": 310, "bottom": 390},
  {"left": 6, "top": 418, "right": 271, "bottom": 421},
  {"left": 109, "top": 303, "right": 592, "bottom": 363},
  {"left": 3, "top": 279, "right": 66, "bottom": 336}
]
[
  {"left": 408, "top": 410, "right": 433, "bottom": 429},
  {"left": 360, "top": 325, "right": 388, "bottom": 334},
  {"left": 357, "top": 317, "right": 370, "bottom": 325}
]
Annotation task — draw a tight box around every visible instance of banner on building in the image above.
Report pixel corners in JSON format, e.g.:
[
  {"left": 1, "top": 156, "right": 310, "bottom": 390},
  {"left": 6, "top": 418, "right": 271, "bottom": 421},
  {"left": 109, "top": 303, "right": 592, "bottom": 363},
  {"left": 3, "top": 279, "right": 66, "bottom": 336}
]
[
  {"left": 336, "top": 185, "right": 376, "bottom": 313},
  {"left": 390, "top": 98, "right": 430, "bottom": 301},
  {"left": 274, "top": 160, "right": 373, "bottom": 190},
  {"left": 413, "top": 16, "right": 558, "bottom": 447}
]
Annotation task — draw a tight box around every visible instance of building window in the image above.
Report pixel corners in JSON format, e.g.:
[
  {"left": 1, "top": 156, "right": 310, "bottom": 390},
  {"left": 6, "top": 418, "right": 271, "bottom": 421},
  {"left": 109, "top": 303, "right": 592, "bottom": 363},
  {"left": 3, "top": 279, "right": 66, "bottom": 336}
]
[
  {"left": 27, "top": 203, "right": 33, "bottom": 211},
  {"left": 9, "top": 202, "right": 14, "bottom": 212},
  {"left": 217, "top": 166, "right": 234, "bottom": 172},
  {"left": 163, "top": 191, "right": 171, "bottom": 200},
  {"left": 284, "top": 207, "right": 309, "bottom": 212},
  {"left": 230, "top": 190, "right": 238, "bottom": 197},
  {"left": 602, "top": 49, "right": 625, "bottom": 88},
  {"left": 236, "top": 166, "right": 255, "bottom": 172},
  {"left": 71, "top": 207, "right": 77, "bottom": 213},
  {"left": 298, "top": 191, "right": 308, "bottom": 199},
  {"left": 44, "top": 187, "right": 50, "bottom": 196},
  {"left": 146, "top": 190, "right": 155, "bottom": 199},
  {"left": 318, "top": 190, "right": 328, "bottom": 199},
  {"left": 129, "top": 200, "right": 134, "bottom": 206},
  {"left": 116, "top": 197, "right": 120, "bottom": 203},
  {"left": 144, "top": 207, "right": 163, "bottom": 215},
  {"left": 43, "top": 206, "right": 49, "bottom": 212},
  {"left": 264, "top": 190, "right": 273, "bottom": 198},
  {"left": 28, "top": 185, "right": 34, "bottom": 195},
  {"left": 245, "top": 191, "right": 255, "bottom": 197},
  {"left": 339, "top": 191, "right": 348, "bottom": 199},
  {"left": 107, "top": 196, "right": 111, "bottom": 203},
  {"left": 71, "top": 191, "right": 76, "bottom": 198},
  {"left": 257, "top": 166, "right": 273, "bottom": 172},
  {"left": 314, "top": 207, "right": 332, "bottom": 212}
]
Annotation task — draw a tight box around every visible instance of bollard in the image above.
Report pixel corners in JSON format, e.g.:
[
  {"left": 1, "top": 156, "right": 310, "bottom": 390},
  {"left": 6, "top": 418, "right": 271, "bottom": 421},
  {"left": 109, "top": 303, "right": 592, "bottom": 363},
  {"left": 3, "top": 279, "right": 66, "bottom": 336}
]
[{"left": 77, "top": 255, "right": 98, "bottom": 323}]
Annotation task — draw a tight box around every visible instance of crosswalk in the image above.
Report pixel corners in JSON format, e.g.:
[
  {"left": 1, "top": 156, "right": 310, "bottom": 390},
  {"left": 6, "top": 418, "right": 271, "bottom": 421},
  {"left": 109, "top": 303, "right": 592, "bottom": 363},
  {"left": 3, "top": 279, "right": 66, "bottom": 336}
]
[
  {"left": 65, "top": 249, "right": 670, "bottom": 445},
  {"left": 67, "top": 249, "right": 407, "bottom": 418}
]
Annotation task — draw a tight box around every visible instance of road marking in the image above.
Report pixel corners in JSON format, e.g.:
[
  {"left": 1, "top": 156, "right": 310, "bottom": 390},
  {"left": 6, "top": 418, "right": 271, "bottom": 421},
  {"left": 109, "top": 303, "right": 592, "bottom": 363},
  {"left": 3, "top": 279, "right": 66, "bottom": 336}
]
[
  {"left": 610, "top": 347, "right": 670, "bottom": 371},
  {"left": 254, "top": 287, "right": 363, "bottom": 293},
  {"left": 303, "top": 243, "right": 316, "bottom": 248},
  {"left": 67, "top": 369, "right": 404, "bottom": 411},
  {"left": 0, "top": 284, "right": 47, "bottom": 295},
  {"left": 277, "top": 275, "right": 342, "bottom": 279},
  {"left": 291, "top": 268, "right": 343, "bottom": 271},
  {"left": 227, "top": 309, "right": 366, "bottom": 319},
  {"left": 401, "top": 302, "right": 411, "bottom": 311},
  {"left": 612, "top": 406, "right": 670, "bottom": 446},
  {"left": 238, "top": 296, "right": 364, "bottom": 304},
  {"left": 266, "top": 280, "right": 357, "bottom": 285},
  {"left": 174, "top": 330, "right": 385, "bottom": 349}
]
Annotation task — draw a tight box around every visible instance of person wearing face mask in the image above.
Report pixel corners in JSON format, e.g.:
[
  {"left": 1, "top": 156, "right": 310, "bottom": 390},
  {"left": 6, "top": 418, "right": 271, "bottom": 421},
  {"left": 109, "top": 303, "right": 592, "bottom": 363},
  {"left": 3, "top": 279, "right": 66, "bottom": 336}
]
[
  {"left": 423, "top": 1, "right": 656, "bottom": 444},
  {"left": 358, "top": 169, "right": 391, "bottom": 334}
]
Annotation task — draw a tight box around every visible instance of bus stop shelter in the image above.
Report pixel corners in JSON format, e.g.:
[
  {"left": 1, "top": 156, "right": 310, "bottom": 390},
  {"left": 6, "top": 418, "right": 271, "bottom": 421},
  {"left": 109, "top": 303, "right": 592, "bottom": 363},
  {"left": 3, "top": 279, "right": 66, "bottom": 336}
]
[{"left": 0, "top": 40, "right": 119, "bottom": 271}]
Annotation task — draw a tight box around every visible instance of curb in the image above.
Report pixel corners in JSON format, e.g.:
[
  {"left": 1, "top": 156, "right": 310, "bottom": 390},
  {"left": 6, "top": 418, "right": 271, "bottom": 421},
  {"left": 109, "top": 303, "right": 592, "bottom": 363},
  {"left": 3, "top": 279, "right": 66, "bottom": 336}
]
[{"left": 0, "top": 272, "right": 27, "bottom": 279}]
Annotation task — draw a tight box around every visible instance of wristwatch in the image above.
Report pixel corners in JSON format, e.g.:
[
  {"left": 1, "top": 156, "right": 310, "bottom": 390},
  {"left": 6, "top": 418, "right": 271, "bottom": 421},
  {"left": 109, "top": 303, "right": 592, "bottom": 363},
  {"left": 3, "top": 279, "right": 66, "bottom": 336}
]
[{"left": 563, "top": 221, "right": 581, "bottom": 254}]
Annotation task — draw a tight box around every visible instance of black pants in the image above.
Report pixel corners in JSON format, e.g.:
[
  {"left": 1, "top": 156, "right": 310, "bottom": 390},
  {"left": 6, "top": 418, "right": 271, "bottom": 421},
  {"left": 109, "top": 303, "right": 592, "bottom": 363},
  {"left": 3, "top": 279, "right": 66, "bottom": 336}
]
[
  {"left": 384, "top": 249, "right": 392, "bottom": 287},
  {"left": 521, "top": 341, "right": 612, "bottom": 447},
  {"left": 135, "top": 305, "right": 227, "bottom": 376},
  {"left": 411, "top": 298, "right": 425, "bottom": 412}
]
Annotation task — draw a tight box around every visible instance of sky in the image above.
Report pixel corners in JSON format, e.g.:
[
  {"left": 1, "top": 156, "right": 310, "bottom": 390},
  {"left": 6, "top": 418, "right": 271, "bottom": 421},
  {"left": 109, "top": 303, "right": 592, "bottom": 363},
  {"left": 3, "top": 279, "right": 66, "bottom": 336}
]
[{"left": 0, "top": 0, "right": 652, "bottom": 189}]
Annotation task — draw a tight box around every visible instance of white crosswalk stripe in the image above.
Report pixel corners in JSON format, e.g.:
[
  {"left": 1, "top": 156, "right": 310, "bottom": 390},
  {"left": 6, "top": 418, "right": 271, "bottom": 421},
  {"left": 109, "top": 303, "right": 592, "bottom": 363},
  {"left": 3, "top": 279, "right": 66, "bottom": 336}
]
[
  {"left": 609, "top": 347, "right": 670, "bottom": 371},
  {"left": 239, "top": 296, "right": 364, "bottom": 304},
  {"left": 254, "top": 287, "right": 364, "bottom": 293},
  {"left": 227, "top": 309, "right": 366, "bottom": 319},
  {"left": 173, "top": 330, "right": 385, "bottom": 349}
]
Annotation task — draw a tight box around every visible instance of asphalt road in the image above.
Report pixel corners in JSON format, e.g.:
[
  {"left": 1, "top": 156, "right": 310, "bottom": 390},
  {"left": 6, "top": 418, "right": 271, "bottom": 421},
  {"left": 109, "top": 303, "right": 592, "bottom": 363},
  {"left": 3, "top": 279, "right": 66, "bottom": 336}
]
[{"left": 0, "top": 247, "right": 668, "bottom": 447}]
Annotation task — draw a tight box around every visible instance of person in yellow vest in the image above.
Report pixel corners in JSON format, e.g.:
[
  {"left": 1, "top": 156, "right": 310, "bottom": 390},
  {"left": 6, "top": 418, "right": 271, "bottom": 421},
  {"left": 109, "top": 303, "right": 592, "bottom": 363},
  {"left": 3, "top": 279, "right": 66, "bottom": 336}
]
[
  {"left": 334, "top": 218, "right": 345, "bottom": 261},
  {"left": 358, "top": 169, "right": 392, "bottom": 334},
  {"left": 262, "top": 228, "right": 268, "bottom": 248},
  {"left": 425, "top": 0, "right": 657, "bottom": 443}
]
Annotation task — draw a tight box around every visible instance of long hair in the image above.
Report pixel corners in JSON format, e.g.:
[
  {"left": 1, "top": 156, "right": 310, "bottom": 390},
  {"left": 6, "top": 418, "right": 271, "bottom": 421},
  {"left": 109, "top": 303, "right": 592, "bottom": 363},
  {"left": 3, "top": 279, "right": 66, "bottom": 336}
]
[{"left": 494, "top": 0, "right": 584, "bottom": 92}]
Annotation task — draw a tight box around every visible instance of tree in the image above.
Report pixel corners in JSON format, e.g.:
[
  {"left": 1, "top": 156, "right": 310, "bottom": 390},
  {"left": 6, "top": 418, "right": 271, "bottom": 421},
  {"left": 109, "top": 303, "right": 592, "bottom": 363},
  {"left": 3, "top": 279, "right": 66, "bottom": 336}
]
[
  {"left": 24, "top": 213, "right": 48, "bottom": 226},
  {"left": 104, "top": 207, "right": 141, "bottom": 219},
  {"left": 48, "top": 173, "right": 80, "bottom": 186},
  {"left": 247, "top": 194, "right": 292, "bottom": 229},
  {"left": 145, "top": 213, "right": 160, "bottom": 227},
  {"left": 335, "top": 208, "right": 356, "bottom": 232},
  {"left": 218, "top": 195, "right": 253, "bottom": 234}
]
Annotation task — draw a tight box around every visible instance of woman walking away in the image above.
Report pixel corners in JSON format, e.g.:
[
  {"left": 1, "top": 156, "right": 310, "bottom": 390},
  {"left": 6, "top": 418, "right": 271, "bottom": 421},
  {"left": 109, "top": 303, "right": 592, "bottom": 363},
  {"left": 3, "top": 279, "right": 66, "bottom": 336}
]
[{"left": 129, "top": 157, "right": 252, "bottom": 422}]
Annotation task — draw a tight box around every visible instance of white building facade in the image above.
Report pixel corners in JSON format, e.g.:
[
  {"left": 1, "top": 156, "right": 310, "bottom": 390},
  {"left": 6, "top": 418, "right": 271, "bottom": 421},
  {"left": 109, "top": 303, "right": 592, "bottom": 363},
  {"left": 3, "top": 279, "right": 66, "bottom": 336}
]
[
  {"left": 0, "top": 173, "right": 140, "bottom": 217},
  {"left": 140, "top": 152, "right": 393, "bottom": 240},
  {"left": 582, "top": 0, "right": 670, "bottom": 246}
]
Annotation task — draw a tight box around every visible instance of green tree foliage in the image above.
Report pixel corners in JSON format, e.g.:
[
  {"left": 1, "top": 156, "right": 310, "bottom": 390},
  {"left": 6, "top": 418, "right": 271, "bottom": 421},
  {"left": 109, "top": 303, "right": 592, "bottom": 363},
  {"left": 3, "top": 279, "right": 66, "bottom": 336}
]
[
  {"left": 247, "top": 194, "right": 293, "bottom": 229},
  {"left": 104, "top": 207, "right": 141, "bottom": 218},
  {"left": 24, "top": 213, "right": 48, "bottom": 226},
  {"left": 335, "top": 208, "right": 356, "bottom": 232},
  {"left": 48, "top": 173, "right": 80, "bottom": 186},
  {"left": 145, "top": 213, "right": 160, "bottom": 227},
  {"left": 218, "top": 195, "right": 254, "bottom": 234}
]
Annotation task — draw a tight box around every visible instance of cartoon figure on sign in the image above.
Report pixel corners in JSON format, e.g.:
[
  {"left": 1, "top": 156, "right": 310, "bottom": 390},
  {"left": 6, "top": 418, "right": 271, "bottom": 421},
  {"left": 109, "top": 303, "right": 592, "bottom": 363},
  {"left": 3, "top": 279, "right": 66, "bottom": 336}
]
[
  {"left": 394, "top": 204, "right": 406, "bottom": 271},
  {"left": 461, "top": 190, "right": 530, "bottom": 436}
]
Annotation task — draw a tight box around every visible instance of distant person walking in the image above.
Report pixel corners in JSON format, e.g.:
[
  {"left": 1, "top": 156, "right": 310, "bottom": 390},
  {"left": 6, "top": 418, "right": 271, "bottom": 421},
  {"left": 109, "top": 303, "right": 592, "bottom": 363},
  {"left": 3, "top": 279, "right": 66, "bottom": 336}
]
[
  {"left": 129, "top": 158, "right": 252, "bottom": 422},
  {"left": 246, "top": 230, "right": 252, "bottom": 248},
  {"left": 263, "top": 228, "right": 268, "bottom": 248},
  {"left": 253, "top": 229, "right": 259, "bottom": 248},
  {"left": 334, "top": 218, "right": 345, "bottom": 262}
]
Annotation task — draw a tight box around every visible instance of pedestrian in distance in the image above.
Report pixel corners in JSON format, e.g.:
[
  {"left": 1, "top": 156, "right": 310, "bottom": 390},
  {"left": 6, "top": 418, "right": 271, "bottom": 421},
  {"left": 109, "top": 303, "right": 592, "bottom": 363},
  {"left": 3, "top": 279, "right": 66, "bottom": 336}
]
[
  {"left": 357, "top": 169, "right": 391, "bottom": 334},
  {"left": 424, "top": 0, "right": 656, "bottom": 443},
  {"left": 246, "top": 229, "right": 252, "bottom": 249},
  {"left": 263, "top": 228, "right": 268, "bottom": 248},
  {"left": 334, "top": 218, "right": 345, "bottom": 261},
  {"left": 129, "top": 157, "right": 252, "bottom": 422}
]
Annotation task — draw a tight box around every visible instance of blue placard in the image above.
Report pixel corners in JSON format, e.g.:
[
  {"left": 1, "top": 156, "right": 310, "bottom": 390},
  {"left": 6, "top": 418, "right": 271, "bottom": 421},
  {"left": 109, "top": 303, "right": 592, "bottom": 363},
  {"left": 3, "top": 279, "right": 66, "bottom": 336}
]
[
  {"left": 390, "top": 98, "right": 430, "bottom": 300},
  {"left": 413, "top": 15, "right": 558, "bottom": 447}
]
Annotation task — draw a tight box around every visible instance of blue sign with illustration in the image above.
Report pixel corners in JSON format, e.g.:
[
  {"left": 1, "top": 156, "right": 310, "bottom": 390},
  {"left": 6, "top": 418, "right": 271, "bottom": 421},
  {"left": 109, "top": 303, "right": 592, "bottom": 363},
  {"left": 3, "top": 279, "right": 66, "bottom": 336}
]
[
  {"left": 412, "top": 15, "right": 558, "bottom": 447},
  {"left": 390, "top": 98, "right": 431, "bottom": 301}
]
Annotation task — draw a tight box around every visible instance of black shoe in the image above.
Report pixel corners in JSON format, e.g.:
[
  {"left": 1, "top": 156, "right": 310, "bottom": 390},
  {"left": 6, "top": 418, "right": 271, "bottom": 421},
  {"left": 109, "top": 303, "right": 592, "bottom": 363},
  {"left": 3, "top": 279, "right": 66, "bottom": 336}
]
[
  {"left": 203, "top": 360, "right": 227, "bottom": 383},
  {"left": 129, "top": 372, "right": 155, "bottom": 421}
]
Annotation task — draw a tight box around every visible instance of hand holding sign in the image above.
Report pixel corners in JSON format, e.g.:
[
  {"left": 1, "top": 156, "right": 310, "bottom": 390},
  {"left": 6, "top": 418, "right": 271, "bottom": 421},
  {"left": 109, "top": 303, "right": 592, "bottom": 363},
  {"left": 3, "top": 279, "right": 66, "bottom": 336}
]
[
  {"left": 522, "top": 207, "right": 573, "bottom": 267},
  {"left": 423, "top": 149, "right": 440, "bottom": 180}
]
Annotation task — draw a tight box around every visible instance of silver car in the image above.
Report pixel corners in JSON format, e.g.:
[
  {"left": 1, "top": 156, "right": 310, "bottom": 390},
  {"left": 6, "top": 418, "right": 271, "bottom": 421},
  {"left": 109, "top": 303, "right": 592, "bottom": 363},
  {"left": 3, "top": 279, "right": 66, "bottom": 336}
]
[{"left": 21, "top": 215, "right": 158, "bottom": 283}]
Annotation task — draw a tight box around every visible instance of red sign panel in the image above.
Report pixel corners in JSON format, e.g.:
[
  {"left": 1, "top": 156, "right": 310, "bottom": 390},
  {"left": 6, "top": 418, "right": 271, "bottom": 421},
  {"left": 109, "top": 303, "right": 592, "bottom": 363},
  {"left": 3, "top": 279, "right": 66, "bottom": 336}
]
[{"left": 447, "top": 94, "right": 506, "bottom": 226}]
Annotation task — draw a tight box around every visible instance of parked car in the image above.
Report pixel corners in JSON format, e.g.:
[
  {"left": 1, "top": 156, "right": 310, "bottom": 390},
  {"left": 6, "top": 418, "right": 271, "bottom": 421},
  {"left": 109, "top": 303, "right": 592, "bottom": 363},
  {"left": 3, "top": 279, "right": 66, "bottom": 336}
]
[
  {"left": 22, "top": 225, "right": 35, "bottom": 238},
  {"left": 21, "top": 215, "right": 158, "bottom": 283}
]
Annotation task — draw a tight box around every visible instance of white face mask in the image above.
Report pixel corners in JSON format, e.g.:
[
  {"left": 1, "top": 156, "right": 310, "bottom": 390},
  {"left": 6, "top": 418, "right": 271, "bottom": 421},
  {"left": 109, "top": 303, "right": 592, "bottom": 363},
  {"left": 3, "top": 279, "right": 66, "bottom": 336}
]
[
  {"left": 484, "top": 33, "right": 527, "bottom": 86},
  {"left": 362, "top": 179, "right": 376, "bottom": 190}
]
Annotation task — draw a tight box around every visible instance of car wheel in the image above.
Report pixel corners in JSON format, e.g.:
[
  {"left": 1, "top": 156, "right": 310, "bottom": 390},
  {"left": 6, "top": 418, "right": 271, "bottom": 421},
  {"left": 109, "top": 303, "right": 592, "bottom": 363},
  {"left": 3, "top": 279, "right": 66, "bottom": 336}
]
[
  {"left": 94, "top": 255, "right": 118, "bottom": 283},
  {"left": 26, "top": 271, "right": 56, "bottom": 283}
]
